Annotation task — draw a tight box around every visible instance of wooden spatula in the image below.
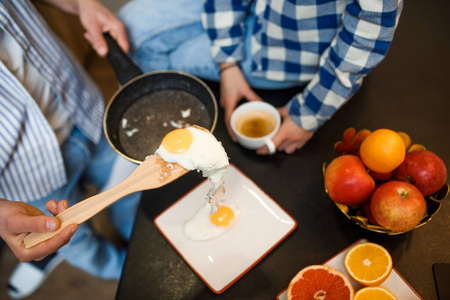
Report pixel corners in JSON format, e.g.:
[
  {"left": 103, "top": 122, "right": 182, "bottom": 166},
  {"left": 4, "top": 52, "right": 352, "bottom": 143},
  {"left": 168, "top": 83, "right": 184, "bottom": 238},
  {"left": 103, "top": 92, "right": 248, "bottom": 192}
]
[{"left": 24, "top": 154, "right": 189, "bottom": 248}]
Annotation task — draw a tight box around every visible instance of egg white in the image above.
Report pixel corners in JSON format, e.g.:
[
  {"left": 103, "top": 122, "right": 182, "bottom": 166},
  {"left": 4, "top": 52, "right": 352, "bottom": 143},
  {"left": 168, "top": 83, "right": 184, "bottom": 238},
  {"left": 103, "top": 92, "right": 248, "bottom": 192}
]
[
  {"left": 155, "top": 126, "right": 229, "bottom": 212},
  {"left": 183, "top": 200, "right": 240, "bottom": 242}
]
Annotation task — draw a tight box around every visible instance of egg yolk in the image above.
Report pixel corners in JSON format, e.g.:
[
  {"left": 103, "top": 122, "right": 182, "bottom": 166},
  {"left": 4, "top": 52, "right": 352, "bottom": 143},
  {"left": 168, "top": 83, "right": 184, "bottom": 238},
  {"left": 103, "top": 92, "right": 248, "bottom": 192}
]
[
  {"left": 161, "top": 128, "right": 193, "bottom": 153},
  {"left": 210, "top": 206, "right": 235, "bottom": 227}
]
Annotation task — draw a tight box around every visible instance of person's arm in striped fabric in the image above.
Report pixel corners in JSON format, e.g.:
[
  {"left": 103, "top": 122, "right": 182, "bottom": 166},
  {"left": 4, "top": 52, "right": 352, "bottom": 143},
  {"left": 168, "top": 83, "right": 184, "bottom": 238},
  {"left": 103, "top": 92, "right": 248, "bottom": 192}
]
[{"left": 203, "top": 0, "right": 262, "bottom": 141}]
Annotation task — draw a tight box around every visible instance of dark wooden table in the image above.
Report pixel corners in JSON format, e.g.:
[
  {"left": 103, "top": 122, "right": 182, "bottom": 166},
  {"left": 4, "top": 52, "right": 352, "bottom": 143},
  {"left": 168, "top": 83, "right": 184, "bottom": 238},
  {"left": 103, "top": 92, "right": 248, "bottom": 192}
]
[{"left": 116, "top": 1, "right": 450, "bottom": 299}]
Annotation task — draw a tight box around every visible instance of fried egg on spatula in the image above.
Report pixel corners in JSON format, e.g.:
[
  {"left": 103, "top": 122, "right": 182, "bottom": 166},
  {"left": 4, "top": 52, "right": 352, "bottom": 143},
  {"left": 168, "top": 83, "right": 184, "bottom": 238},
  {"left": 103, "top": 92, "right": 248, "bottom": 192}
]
[{"left": 155, "top": 126, "right": 240, "bottom": 241}]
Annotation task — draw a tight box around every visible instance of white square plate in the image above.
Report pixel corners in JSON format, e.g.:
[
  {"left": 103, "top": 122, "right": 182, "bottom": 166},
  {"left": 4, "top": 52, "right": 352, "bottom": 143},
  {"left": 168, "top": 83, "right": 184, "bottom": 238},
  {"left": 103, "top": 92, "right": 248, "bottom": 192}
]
[
  {"left": 276, "top": 239, "right": 422, "bottom": 300},
  {"left": 154, "top": 164, "right": 297, "bottom": 294}
]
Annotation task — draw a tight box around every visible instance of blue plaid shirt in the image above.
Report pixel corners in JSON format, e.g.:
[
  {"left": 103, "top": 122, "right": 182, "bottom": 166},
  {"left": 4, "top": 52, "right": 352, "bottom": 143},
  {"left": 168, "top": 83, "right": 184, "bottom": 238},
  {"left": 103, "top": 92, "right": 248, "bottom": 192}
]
[
  {"left": 203, "top": 0, "right": 403, "bottom": 131},
  {"left": 0, "top": 0, "right": 104, "bottom": 202}
]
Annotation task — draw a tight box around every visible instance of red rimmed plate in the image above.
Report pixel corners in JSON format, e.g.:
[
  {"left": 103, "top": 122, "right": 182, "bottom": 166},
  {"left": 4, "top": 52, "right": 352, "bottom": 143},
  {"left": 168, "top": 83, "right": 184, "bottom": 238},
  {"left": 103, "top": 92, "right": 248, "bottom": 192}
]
[
  {"left": 154, "top": 164, "right": 297, "bottom": 294},
  {"left": 276, "top": 239, "right": 422, "bottom": 300}
]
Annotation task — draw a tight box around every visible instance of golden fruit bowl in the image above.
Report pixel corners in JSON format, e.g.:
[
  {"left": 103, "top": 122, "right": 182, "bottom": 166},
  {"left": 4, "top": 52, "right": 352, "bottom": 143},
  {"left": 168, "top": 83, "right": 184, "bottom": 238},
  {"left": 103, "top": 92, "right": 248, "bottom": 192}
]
[{"left": 322, "top": 163, "right": 450, "bottom": 235}]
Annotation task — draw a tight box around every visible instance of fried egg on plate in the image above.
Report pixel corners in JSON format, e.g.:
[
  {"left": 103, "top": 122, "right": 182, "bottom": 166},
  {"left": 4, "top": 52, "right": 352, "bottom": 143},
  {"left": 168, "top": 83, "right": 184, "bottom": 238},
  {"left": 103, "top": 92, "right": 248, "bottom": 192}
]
[
  {"left": 183, "top": 199, "right": 240, "bottom": 242},
  {"left": 155, "top": 126, "right": 229, "bottom": 213}
]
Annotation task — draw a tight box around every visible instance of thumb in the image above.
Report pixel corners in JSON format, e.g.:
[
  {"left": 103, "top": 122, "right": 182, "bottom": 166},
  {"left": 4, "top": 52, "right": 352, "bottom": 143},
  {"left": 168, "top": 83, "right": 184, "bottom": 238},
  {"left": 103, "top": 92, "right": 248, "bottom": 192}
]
[
  {"left": 224, "top": 107, "right": 237, "bottom": 142},
  {"left": 242, "top": 87, "right": 262, "bottom": 102},
  {"left": 278, "top": 106, "right": 289, "bottom": 118},
  {"left": 11, "top": 214, "right": 60, "bottom": 234}
]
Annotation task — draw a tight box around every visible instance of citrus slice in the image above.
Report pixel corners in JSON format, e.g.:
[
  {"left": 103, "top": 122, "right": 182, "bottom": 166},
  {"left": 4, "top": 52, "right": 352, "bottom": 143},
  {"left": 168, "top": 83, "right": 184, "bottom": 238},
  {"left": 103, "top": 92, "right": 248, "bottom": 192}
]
[
  {"left": 344, "top": 242, "right": 393, "bottom": 286},
  {"left": 287, "top": 265, "right": 354, "bottom": 300},
  {"left": 354, "top": 286, "right": 397, "bottom": 300}
]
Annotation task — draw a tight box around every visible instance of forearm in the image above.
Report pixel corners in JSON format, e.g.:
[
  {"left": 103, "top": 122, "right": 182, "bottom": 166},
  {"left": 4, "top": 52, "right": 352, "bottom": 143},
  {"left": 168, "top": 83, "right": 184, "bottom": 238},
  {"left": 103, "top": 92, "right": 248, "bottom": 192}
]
[
  {"left": 287, "top": 0, "right": 403, "bottom": 131},
  {"left": 33, "top": 0, "right": 80, "bottom": 15}
]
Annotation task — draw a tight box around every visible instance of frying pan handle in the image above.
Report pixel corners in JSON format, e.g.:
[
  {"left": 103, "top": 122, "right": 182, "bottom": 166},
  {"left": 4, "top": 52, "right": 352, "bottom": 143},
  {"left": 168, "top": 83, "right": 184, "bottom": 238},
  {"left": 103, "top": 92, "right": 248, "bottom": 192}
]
[{"left": 104, "top": 32, "right": 143, "bottom": 86}]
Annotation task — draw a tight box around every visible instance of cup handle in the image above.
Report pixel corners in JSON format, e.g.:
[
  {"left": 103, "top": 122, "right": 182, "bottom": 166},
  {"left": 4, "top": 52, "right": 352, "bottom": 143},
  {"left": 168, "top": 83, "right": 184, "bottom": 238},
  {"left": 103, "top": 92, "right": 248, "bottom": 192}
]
[{"left": 265, "top": 138, "right": 276, "bottom": 155}]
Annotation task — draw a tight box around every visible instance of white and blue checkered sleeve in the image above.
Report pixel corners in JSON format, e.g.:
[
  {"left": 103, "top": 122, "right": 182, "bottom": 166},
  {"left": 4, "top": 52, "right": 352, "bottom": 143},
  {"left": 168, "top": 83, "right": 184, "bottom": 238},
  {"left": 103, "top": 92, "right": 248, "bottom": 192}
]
[
  {"left": 287, "top": 0, "right": 403, "bottom": 131},
  {"left": 202, "top": 0, "right": 250, "bottom": 63}
]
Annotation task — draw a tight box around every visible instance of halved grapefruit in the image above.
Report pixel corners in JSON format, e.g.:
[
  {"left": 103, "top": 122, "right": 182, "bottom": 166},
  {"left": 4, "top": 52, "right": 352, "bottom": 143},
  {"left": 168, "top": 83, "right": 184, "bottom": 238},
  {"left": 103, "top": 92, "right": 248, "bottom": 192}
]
[{"left": 287, "top": 265, "right": 354, "bottom": 300}]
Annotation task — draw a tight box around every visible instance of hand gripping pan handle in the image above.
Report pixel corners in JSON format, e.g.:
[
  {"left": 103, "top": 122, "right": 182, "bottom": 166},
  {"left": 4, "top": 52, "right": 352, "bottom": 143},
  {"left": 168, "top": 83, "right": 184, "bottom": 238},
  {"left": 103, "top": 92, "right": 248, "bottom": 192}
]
[{"left": 104, "top": 32, "right": 143, "bottom": 86}]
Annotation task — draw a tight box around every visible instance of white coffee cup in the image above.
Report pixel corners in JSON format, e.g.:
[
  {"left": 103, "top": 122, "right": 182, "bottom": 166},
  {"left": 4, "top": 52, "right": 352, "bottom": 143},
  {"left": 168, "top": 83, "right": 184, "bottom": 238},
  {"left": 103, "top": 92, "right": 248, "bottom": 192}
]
[{"left": 230, "top": 102, "right": 281, "bottom": 154}]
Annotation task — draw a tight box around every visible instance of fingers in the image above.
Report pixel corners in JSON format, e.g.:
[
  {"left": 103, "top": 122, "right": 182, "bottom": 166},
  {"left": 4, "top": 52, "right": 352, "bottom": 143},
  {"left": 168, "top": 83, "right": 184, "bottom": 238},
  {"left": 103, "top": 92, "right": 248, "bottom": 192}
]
[
  {"left": 219, "top": 68, "right": 262, "bottom": 142},
  {"left": 85, "top": 25, "right": 129, "bottom": 57},
  {"left": 78, "top": 0, "right": 129, "bottom": 56},
  {"left": 257, "top": 139, "right": 298, "bottom": 155},
  {"left": 16, "top": 224, "right": 78, "bottom": 262},
  {"left": 32, "top": 224, "right": 78, "bottom": 256},
  {"left": 46, "top": 200, "right": 69, "bottom": 216},
  {"left": 11, "top": 214, "right": 61, "bottom": 234},
  {"left": 278, "top": 106, "right": 289, "bottom": 117},
  {"left": 84, "top": 31, "right": 108, "bottom": 57},
  {"left": 220, "top": 91, "right": 239, "bottom": 142},
  {"left": 46, "top": 200, "right": 58, "bottom": 216},
  {"left": 4, "top": 202, "right": 61, "bottom": 234},
  {"left": 242, "top": 87, "right": 263, "bottom": 102},
  {"left": 0, "top": 200, "right": 77, "bottom": 262},
  {"left": 256, "top": 145, "right": 270, "bottom": 155},
  {"left": 221, "top": 94, "right": 261, "bottom": 143},
  {"left": 57, "top": 200, "right": 69, "bottom": 214},
  {"left": 108, "top": 25, "right": 129, "bottom": 54},
  {"left": 224, "top": 108, "right": 237, "bottom": 142},
  {"left": 283, "top": 143, "right": 299, "bottom": 154},
  {"left": 256, "top": 113, "right": 314, "bottom": 155}
]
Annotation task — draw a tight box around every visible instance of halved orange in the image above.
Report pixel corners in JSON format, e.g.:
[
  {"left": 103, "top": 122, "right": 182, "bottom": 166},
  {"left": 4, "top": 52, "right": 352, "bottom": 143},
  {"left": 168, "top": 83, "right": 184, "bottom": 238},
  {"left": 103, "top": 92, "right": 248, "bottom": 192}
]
[
  {"left": 344, "top": 242, "right": 392, "bottom": 286},
  {"left": 287, "top": 265, "right": 354, "bottom": 300},
  {"left": 354, "top": 286, "right": 397, "bottom": 300}
]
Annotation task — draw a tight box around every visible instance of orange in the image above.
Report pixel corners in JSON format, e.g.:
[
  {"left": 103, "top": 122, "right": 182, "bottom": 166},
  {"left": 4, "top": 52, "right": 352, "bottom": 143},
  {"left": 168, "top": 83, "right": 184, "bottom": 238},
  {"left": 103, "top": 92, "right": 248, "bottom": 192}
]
[
  {"left": 408, "top": 143, "right": 426, "bottom": 153},
  {"left": 344, "top": 242, "right": 393, "bottom": 286},
  {"left": 396, "top": 131, "right": 411, "bottom": 149},
  {"left": 354, "top": 286, "right": 397, "bottom": 300},
  {"left": 287, "top": 265, "right": 354, "bottom": 300},
  {"left": 360, "top": 129, "right": 406, "bottom": 173}
]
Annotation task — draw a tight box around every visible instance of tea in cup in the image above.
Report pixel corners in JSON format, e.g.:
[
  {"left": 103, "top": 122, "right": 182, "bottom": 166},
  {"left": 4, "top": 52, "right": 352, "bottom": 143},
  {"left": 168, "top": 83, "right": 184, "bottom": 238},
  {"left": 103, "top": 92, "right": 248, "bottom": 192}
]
[{"left": 230, "top": 102, "right": 280, "bottom": 154}]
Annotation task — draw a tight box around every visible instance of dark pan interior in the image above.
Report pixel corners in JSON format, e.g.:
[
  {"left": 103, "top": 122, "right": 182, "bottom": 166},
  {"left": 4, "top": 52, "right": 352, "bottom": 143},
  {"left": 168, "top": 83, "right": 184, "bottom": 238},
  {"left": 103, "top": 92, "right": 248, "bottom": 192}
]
[{"left": 104, "top": 71, "right": 217, "bottom": 164}]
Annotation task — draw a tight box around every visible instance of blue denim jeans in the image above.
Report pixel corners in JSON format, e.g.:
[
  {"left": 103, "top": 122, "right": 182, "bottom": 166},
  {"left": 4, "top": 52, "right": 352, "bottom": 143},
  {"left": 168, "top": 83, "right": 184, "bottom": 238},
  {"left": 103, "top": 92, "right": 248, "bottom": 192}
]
[
  {"left": 118, "top": 0, "right": 299, "bottom": 89},
  {"left": 33, "top": 127, "right": 140, "bottom": 280}
]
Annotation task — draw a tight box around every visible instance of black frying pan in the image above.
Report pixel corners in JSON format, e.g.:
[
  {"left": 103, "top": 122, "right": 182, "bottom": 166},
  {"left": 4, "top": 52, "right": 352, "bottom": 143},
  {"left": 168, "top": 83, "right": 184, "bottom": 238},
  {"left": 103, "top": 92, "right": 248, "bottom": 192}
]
[{"left": 102, "top": 33, "right": 218, "bottom": 164}]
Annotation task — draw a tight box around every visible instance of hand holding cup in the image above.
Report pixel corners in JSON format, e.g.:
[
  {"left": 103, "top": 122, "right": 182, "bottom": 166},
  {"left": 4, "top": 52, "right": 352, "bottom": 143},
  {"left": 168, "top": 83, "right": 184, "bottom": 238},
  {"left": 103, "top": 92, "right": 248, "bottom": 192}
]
[{"left": 230, "top": 102, "right": 281, "bottom": 155}]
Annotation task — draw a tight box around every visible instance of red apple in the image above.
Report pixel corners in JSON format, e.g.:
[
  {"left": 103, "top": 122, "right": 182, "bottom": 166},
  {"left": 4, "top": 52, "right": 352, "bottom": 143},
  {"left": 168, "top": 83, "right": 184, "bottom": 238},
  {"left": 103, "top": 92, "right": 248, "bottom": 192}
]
[
  {"left": 371, "top": 181, "right": 426, "bottom": 232},
  {"left": 361, "top": 199, "right": 378, "bottom": 225},
  {"left": 369, "top": 170, "right": 393, "bottom": 182},
  {"left": 394, "top": 150, "right": 447, "bottom": 196},
  {"left": 325, "top": 155, "right": 376, "bottom": 205}
]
